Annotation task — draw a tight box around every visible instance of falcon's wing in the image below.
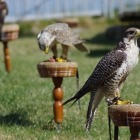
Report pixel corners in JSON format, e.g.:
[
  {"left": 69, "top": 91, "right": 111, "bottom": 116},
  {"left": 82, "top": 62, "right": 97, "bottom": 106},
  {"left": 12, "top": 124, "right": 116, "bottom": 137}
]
[
  {"left": 56, "top": 28, "right": 89, "bottom": 52},
  {"left": 74, "top": 43, "right": 90, "bottom": 53},
  {"left": 43, "top": 23, "right": 69, "bottom": 33},
  {"left": 63, "top": 43, "right": 127, "bottom": 105},
  {"left": 85, "top": 48, "right": 127, "bottom": 88},
  {"left": 56, "top": 28, "right": 79, "bottom": 46}
]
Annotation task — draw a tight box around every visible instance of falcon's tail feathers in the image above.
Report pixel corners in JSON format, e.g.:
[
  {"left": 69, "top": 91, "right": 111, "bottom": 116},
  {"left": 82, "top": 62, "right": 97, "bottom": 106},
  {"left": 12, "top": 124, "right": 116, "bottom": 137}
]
[
  {"left": 86, "top": 108, "right": 97, "bottom": 132},
  {"left": 86, "top": 90, "right": 104, "bottom": 132},
  {"left": 62, "top": 87, "right": 91, "bottom": 107},
  {"left": 74, "top": 43, "right": 90, "bottom": 53}
]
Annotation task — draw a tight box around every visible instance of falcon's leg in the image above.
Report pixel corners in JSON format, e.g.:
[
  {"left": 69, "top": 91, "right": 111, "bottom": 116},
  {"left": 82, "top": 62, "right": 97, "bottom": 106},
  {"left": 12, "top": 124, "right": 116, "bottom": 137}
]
[
  {"left": 51, "top": 45, "right": 58, "bottom": 58},
  {"left": 112, "top": 88, "right": 133, "bottom": 105},
  {"left": 115, "top": 79, "right": 133, "bottom": 104},
  {"left": 105, "top": 77, "right": 133, "bottom": 105},
  {"left": 61, "top": 44, "right": 69, "bottom": 60},
  {"left": 105, "top": 88, "right": 133, "bottom": 105}
]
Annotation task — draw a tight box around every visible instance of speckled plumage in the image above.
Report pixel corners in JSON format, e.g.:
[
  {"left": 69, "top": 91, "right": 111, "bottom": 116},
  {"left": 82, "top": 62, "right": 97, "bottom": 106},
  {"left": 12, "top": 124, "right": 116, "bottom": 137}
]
[
  {"left": 37, "top": 23, "right": 89, "bottom": 58},
  {"left": 63, "top": 27, "right": 140, "bottom": 131}
]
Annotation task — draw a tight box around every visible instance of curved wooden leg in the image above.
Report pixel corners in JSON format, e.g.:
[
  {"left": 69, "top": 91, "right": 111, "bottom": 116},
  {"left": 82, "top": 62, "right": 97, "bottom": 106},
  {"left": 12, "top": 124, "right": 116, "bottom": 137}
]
[
  {"left": 52, "top": 77, "right": 63, "bottom": 132},
  {"left": 129, "top": 126, "right": 140, "bottom": 140},
  {"left": 3, "top": 41, "right": 11, "bottom": 72}
]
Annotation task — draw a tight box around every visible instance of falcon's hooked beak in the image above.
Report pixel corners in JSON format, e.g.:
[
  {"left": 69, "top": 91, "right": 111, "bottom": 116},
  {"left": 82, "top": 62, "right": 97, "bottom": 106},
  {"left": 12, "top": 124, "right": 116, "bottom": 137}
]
[
  {"left": 136, "top": 30, "right": 140, "bottom": 37},
  {"left": 44, "top": 47, "right": 49, "bottom": 54}
]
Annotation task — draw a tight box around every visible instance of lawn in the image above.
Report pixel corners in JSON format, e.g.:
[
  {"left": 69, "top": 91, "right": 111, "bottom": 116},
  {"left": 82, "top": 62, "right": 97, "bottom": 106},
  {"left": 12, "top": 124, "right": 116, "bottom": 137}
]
[{"left": 0, "top": 17, "right": 140, "bottom": 140}]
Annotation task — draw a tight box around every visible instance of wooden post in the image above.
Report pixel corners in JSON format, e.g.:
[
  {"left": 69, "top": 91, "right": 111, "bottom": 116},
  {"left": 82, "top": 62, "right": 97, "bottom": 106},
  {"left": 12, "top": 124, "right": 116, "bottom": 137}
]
[
  {"left": 37, "top": 61, "right": 78, "bottom": 132},
  {"left": 108, "top": 105, "right": 140, "bottom": 140},
  {"left": 3, "top": 41, "right": 11, "bottom": 72},
  {"left": 130, "top": 126, "right": 140, "bottom": 140},
  {"left": 52, "top": 77, "right": 64, "bottom": 132}
]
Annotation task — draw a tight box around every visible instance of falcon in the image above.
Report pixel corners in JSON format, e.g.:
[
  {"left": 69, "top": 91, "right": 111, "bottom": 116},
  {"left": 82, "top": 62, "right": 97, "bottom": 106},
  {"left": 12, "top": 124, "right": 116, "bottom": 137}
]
[
  {"left": 0, "top": 0, "right": 8, "bottom": 32},
  {"left": 37, "top": 23, "right": 89, "bottom": 59},
  {"left": 62, "top": 27, "right": 140, "bottom": 131}
]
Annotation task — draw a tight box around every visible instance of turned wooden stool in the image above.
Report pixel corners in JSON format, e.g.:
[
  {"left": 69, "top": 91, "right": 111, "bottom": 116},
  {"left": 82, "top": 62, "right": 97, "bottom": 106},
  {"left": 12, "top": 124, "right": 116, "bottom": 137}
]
[
  {"left": 56, "top": 18, "right": 79, "bottom": 28},
  {"left": 37, "top": 61, "right": 78, "bottom": 132},
  {"left": 0, "top": 24, "right": 20, "bottom": 72},
  {"left": 108, "top": 104, "right": 140, "bottom": 140}
]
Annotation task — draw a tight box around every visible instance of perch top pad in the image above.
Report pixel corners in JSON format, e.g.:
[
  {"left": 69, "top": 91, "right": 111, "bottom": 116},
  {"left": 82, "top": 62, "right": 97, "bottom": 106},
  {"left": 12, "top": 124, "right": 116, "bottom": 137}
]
[
  {"left": 0, "top": 24, "right": 20, "bottom": 41},
  {"left": 37, "top": 61, "right": 78, "bottom": 78},
  {"left": 108, "top": 104, "right": 140, "bottom": 126}
]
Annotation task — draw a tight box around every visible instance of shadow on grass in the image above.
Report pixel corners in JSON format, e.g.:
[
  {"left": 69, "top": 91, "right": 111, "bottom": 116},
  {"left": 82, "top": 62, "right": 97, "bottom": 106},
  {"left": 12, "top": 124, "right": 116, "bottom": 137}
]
[
  {"left": 88, "top": 24, "right": 140, "bottom": 47},
  {"left": 86, "top": 25, "right": 132, "bottom": 58},
  {"left": 41, "top": 117, "right": 56, "bottom": 131},
  {"left": 0, "top": 112, "right": 32, "bottom": 126},
  {"left": 88, "top": 32, "right": 117, "bottom": 46},
  {"left": 86, "top": 31, "right": 116, "bottom": 58}
]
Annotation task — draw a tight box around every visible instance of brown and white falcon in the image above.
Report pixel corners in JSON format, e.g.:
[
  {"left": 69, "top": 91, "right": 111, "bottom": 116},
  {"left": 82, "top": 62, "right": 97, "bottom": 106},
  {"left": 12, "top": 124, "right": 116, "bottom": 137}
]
[
  {"left": 62, "top": 27, "right": 140, "bottom": 131},
  {"left": 37, "top": 23, "right": 89, "bottom": 59}
]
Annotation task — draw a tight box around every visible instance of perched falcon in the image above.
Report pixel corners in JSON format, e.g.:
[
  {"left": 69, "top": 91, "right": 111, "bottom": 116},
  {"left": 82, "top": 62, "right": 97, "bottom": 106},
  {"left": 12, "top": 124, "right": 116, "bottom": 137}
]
[
  {"left": 37, "top": 23, "right": 89, "bottom": 59},
  {"left": 0, "top": 0, "right": 8, "bottom": 32},
  {"left": 62, "top": 27, "right": 140, "bottom": 131}
]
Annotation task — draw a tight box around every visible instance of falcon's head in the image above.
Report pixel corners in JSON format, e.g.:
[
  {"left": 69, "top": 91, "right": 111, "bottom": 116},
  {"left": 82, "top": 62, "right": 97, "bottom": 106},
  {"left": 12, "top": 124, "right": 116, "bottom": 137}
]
[
  {"left": 37, "top": 31, "right": 56, "bottom": 54},
  {"left": 124, "top": 27, "right": 140, "bottom": 40}
]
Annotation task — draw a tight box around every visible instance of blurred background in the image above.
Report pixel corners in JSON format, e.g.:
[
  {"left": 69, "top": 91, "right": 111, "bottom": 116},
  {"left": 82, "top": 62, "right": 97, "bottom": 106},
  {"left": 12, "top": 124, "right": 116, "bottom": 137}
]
[
  {"left": 4, "top": 0, "right": 140, "bottom": 39},
  {"left": 4, "top": 0, "right": 140, "bottom": 22},
  {"left": 0, "top": 0, "right": 140, "bottom": 139}
]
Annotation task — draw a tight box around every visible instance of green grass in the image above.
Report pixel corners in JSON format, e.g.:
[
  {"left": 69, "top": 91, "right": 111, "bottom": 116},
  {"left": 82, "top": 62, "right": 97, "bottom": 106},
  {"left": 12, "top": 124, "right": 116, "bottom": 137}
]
[{"left": 0, "top": 17, "right": 140, "bottom": 139}]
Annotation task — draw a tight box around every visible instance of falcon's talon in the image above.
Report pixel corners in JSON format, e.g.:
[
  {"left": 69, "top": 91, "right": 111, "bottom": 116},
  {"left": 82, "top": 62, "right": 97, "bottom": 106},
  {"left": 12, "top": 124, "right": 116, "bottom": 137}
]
[
  {"left": 60, "top": 56, "right": 67, "bottom": 60},
  {"left": 53, "top": 56, "right": 57, "bottom": 59},
  {"left": 112, "top": 96, "right": 122, "bottom": 103}
]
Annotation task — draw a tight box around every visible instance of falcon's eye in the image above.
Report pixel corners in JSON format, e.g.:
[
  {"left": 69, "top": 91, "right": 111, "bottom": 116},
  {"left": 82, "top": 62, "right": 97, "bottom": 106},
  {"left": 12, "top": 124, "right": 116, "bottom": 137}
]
[{"left": 129, "top": 31, "right": 135, "bottom": 35}]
